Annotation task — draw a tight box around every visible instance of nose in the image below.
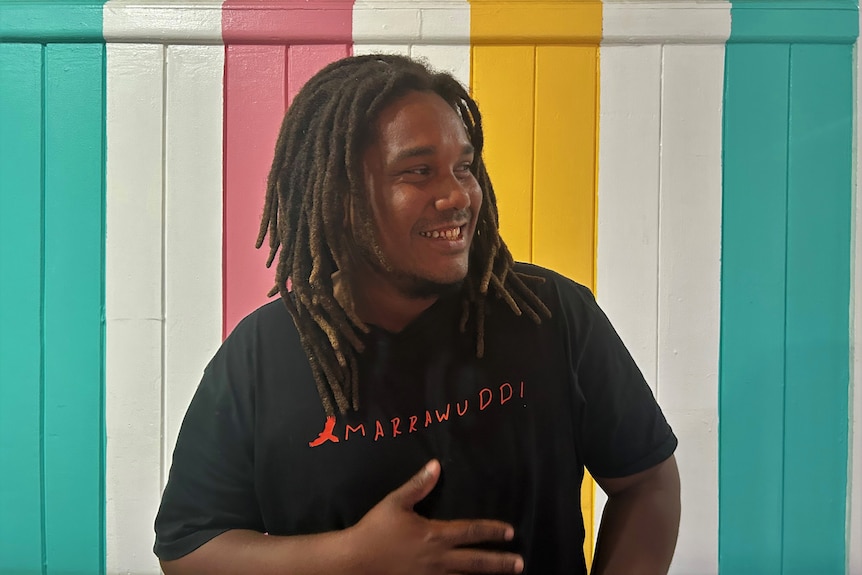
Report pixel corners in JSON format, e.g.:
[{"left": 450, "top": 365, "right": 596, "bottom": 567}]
[{"left": 434, "top": 174, "right": 471, "bottom": 212}]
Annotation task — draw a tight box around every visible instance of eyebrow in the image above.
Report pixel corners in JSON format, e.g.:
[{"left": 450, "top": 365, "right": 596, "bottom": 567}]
[{"left": 391, "top": 143, "right": 475, "bottom": 164}]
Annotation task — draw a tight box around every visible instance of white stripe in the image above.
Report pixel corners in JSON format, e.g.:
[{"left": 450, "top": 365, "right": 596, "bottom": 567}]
[
  {"left": 602, "top": 0, "right": 731, "bottom": 45},
  {"left": 657, "top": 44, "right": 723, "bottom": 575},
  {"left": 595, "top": 44, "right": 662, "bottom": 543},
  {"left": 353, "top": 2, "right": 471, "bottom": 100},
  {"left": 353, "top": 44, "right": 412, "bottom": 57},
  {"left": 163, "top": 44, "right": 225, "bottom": 488},
  {"left": 105, "top": 42, "right": 165, "bottom": 575},
  {"left": 410, "top": 45, "right": 470, "bottom": 90},
  {"left": 103, "top": 0, "right": 223, "bottom": 44}
]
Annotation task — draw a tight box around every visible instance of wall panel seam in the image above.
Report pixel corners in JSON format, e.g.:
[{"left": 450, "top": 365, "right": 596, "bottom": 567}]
[{"left": 38, "top": 42, "right": 47, "bottom": 575}]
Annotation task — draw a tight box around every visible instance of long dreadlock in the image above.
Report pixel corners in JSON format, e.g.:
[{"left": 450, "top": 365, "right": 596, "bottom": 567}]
[{"left": 257, "top": 54, "right": 551, "bottom": 416}]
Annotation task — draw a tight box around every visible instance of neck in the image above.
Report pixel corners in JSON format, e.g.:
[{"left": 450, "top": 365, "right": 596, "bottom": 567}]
[{"left": 333, "top": 268, "right": 438, "bottom": 333}]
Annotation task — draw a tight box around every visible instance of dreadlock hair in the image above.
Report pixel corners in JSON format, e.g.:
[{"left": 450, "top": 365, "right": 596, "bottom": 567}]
[{"left": 257, "top": 54, "right": 551, "bottom": 416}]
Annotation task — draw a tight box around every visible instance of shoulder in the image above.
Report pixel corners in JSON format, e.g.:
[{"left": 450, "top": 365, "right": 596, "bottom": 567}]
[
  {"left": 511, "top": 262, "right": 597, "bottom": 314},
  {"left": 208, "top": 297, "right": 302, "bottom": 374},
  {"left": 223, "top": 298, "right": 298, "bottom": 348}
]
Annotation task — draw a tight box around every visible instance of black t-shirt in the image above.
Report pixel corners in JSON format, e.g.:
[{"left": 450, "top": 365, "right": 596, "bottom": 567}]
[{"left": 154, "top": 263, "right": 677, "bottom": 573}]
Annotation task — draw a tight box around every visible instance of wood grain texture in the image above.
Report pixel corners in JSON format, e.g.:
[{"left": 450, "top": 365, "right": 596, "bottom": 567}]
[
  {"left": 104, "top": 42, "right": 165, "bottom": 575},
  {"left": 42, "top": 42, "right": 105, "bottom": 575},
  {"left": 0, "top": 42, "right": 44, "bottom": 574},
  {"left": 163, "top": 45, "right": 225, "bottom": 487}
]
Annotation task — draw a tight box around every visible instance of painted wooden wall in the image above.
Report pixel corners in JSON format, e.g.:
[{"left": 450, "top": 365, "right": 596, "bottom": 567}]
[
  {"left": 0, "top": 5, "right": 107, "bottom": 573},
  {"left": 0, "top": 1, "right": 859, "bottom": 574}
]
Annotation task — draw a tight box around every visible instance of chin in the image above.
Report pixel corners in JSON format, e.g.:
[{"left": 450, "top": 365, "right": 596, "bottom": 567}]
[{"left": 398, "top": 270, "right": 466, "bottom": 299}]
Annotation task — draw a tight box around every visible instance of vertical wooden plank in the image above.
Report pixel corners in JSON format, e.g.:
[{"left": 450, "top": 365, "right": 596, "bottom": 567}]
[
  {"left": 413, "top": 3, "right": 471, "bottom": 88},
  {"left": 0, "top": 42, "right": 45, "bottom": 574},
  {"left": 851, "top": 9, "right": 862, "bottom": 569},
  {"left": 783, "top": 43, "right": 852, "bottom": 575},
  {"left": 595, "top": 44, "right": 661, "bottom": 393},
  {"left": 42, "top": 43, "right": 105, "bottom": 575},
  {"left": 720, "top": 42, "right": 789, "bottom": 574},
  {"left": 532, "top": 45, "right": 597, "bottom": 289},
  {"left": 531, "top": 45, "right": 600, "bottom": 560},
  {"left": 410, "top": 45, "right": 470, "bottom": 89},
  {"left": 594, "top": 42, "right": 661, "bottom": 546},
  {"left": 222, "top": 45, "right": 285, "bottom": 337},
  {"left": 104, "top": 42, "right": 164, "bottom": 575},
  {"left": 470, "top": 45, "right": 534, "bottom": 263},
  {"left": 163, "top": 44, "right": 225, "bottom": 483},
  {"left": 286, "top": 44, "right": 350, "bottom": 105},
  {"left": 658, "top": 44, "right": 723, "bottom": 575}
]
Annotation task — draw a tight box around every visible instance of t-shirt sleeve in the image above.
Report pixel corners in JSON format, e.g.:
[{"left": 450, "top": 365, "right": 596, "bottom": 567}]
[
  {"left": 563, "top": 283, "right": 677, "bottom": 479},
  {"left": 153, "top": 329, "right": 264, "bottom": 560}
]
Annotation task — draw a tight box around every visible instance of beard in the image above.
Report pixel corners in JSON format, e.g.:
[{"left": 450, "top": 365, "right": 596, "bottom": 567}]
[
  {"left": 351, "top": 232, "right": 465, "bottom": 300},
  {"left": 386, "top": 269, "right": 464, "bottom": 299}
]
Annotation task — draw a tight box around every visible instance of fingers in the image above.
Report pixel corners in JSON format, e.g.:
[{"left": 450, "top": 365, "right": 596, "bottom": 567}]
[
  {"left": 445, "top": 549, "right": 524, "bottom": 574},
  {"left": 387, "top": 459, "right": 441, "bottom": 509},
  {"left": 432, "top": 519, "right": 515, "bottom": 547}
]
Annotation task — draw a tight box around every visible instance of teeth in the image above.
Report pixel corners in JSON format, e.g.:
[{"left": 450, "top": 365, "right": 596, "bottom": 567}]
[{"left": 422, "top": 227, "right": 461, "bottom": 240}]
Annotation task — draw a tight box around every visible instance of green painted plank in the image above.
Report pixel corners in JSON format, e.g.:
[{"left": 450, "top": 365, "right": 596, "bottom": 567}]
[
  {"left": 42, "top": 43, "right": 105, "bottom": 575},
  {"left": 782, "top": 43, "right": 852, "bottom": 575},
  {"left": 720, "top": 43, "right": 789, "bottom": 574},
  {"left": 0, "top": 42, "right": 45, "bottom": 575},
  {"left": 729, "top": 2, "right": 858, "bottom": 45},
  {"left": 0, "top": 2, "right": 104, "bottom": 43}
]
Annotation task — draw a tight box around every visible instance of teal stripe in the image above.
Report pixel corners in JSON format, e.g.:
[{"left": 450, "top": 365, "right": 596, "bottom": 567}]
[
  {"left": 0, "top": 2, "right": 104, "bottom": 43},
  {"left": 0, "top": 4, "right": 106, "bottom": 573},
  {"left": 42, "top": 43, "right": 105, "bottom": 575},
  {"left": 0, "top": 43, "right": 46, "bottom": 575},
  {"left": 721, "top": 43, "right": 789, "bottom": 574},
  {"left": 730, "top": 2, "right": 857, "bottom": 44},
  {"left": 783, "top": 43, "right": 852, "bottom": 575},
  {"left": 721, "top": 3, "right": 856, "bottom": 574}
]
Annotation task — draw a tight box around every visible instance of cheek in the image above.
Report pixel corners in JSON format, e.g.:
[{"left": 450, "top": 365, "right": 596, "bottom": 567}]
[{"left": 469, "top": 183, "right": 483, "bottom": 216}]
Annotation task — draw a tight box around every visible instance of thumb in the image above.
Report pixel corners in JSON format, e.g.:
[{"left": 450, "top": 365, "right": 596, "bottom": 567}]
[{"left": 387, "top": 459, "right": 441, "bottom": 510}]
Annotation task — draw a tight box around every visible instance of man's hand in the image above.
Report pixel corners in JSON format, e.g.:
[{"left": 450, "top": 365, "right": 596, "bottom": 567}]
[
  {"left": 347, "top": 459, "right": 525, "bottom": 575},
  {"left": 160, "top": 459, "right": 524, "bottom": 575}
]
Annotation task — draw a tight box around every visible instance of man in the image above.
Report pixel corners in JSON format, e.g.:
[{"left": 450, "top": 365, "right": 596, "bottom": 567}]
[{"left": 155, "top": 54, "right": 680, "bottom": 575}]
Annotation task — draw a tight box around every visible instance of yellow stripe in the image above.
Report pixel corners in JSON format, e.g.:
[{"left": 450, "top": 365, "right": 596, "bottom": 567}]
[
  {"left": 470, "top": 0, "right": 602, "bottom": 565},
  {"left": 470, "top": 0, "right": 602, "bottom": 45}
]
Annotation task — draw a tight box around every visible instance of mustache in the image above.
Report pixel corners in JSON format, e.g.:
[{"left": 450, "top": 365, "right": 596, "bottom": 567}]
[{"left": 419, "top": 208, "right": 472, "bottom": 229}]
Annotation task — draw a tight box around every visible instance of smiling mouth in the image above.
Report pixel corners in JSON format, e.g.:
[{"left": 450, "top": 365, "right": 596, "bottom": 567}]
[{"left": 419, "top": 226, "right": 464, "bottom": 240}]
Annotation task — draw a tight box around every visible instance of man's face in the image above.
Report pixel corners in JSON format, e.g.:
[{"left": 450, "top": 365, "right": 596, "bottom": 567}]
[{"left": 355, "top": 90, "right": 482, "bottom": 299}]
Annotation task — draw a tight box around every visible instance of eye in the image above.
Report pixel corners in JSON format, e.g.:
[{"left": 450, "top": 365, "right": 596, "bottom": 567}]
[
  {"left": 403, "top": 166, "right": 431, "bottom": 177},
  {"left": 455, "top": 162, "right": 474, "bottom": 179}
]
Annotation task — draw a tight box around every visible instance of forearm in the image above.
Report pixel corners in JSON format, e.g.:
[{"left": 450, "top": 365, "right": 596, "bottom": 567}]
[
  {"left": 591, "top": 465, "right": 680, "bottom": 575},
  {"left": 160, "top": 528, "right": 357, "bottom": 575}
]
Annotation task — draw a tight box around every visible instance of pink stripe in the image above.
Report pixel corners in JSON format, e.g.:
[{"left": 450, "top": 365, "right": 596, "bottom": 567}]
[
  {"left": 287, "top": 44, "right": 351, "bottom": 103},
  {"left": 222, "top": 2, "right": 353, "bottom": 337},
  {"left": 223, "top": 1, "right": 353, "bottom": 44},
  {"left": 223, "top": 45, "right": 287, "bottom": 337}
]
